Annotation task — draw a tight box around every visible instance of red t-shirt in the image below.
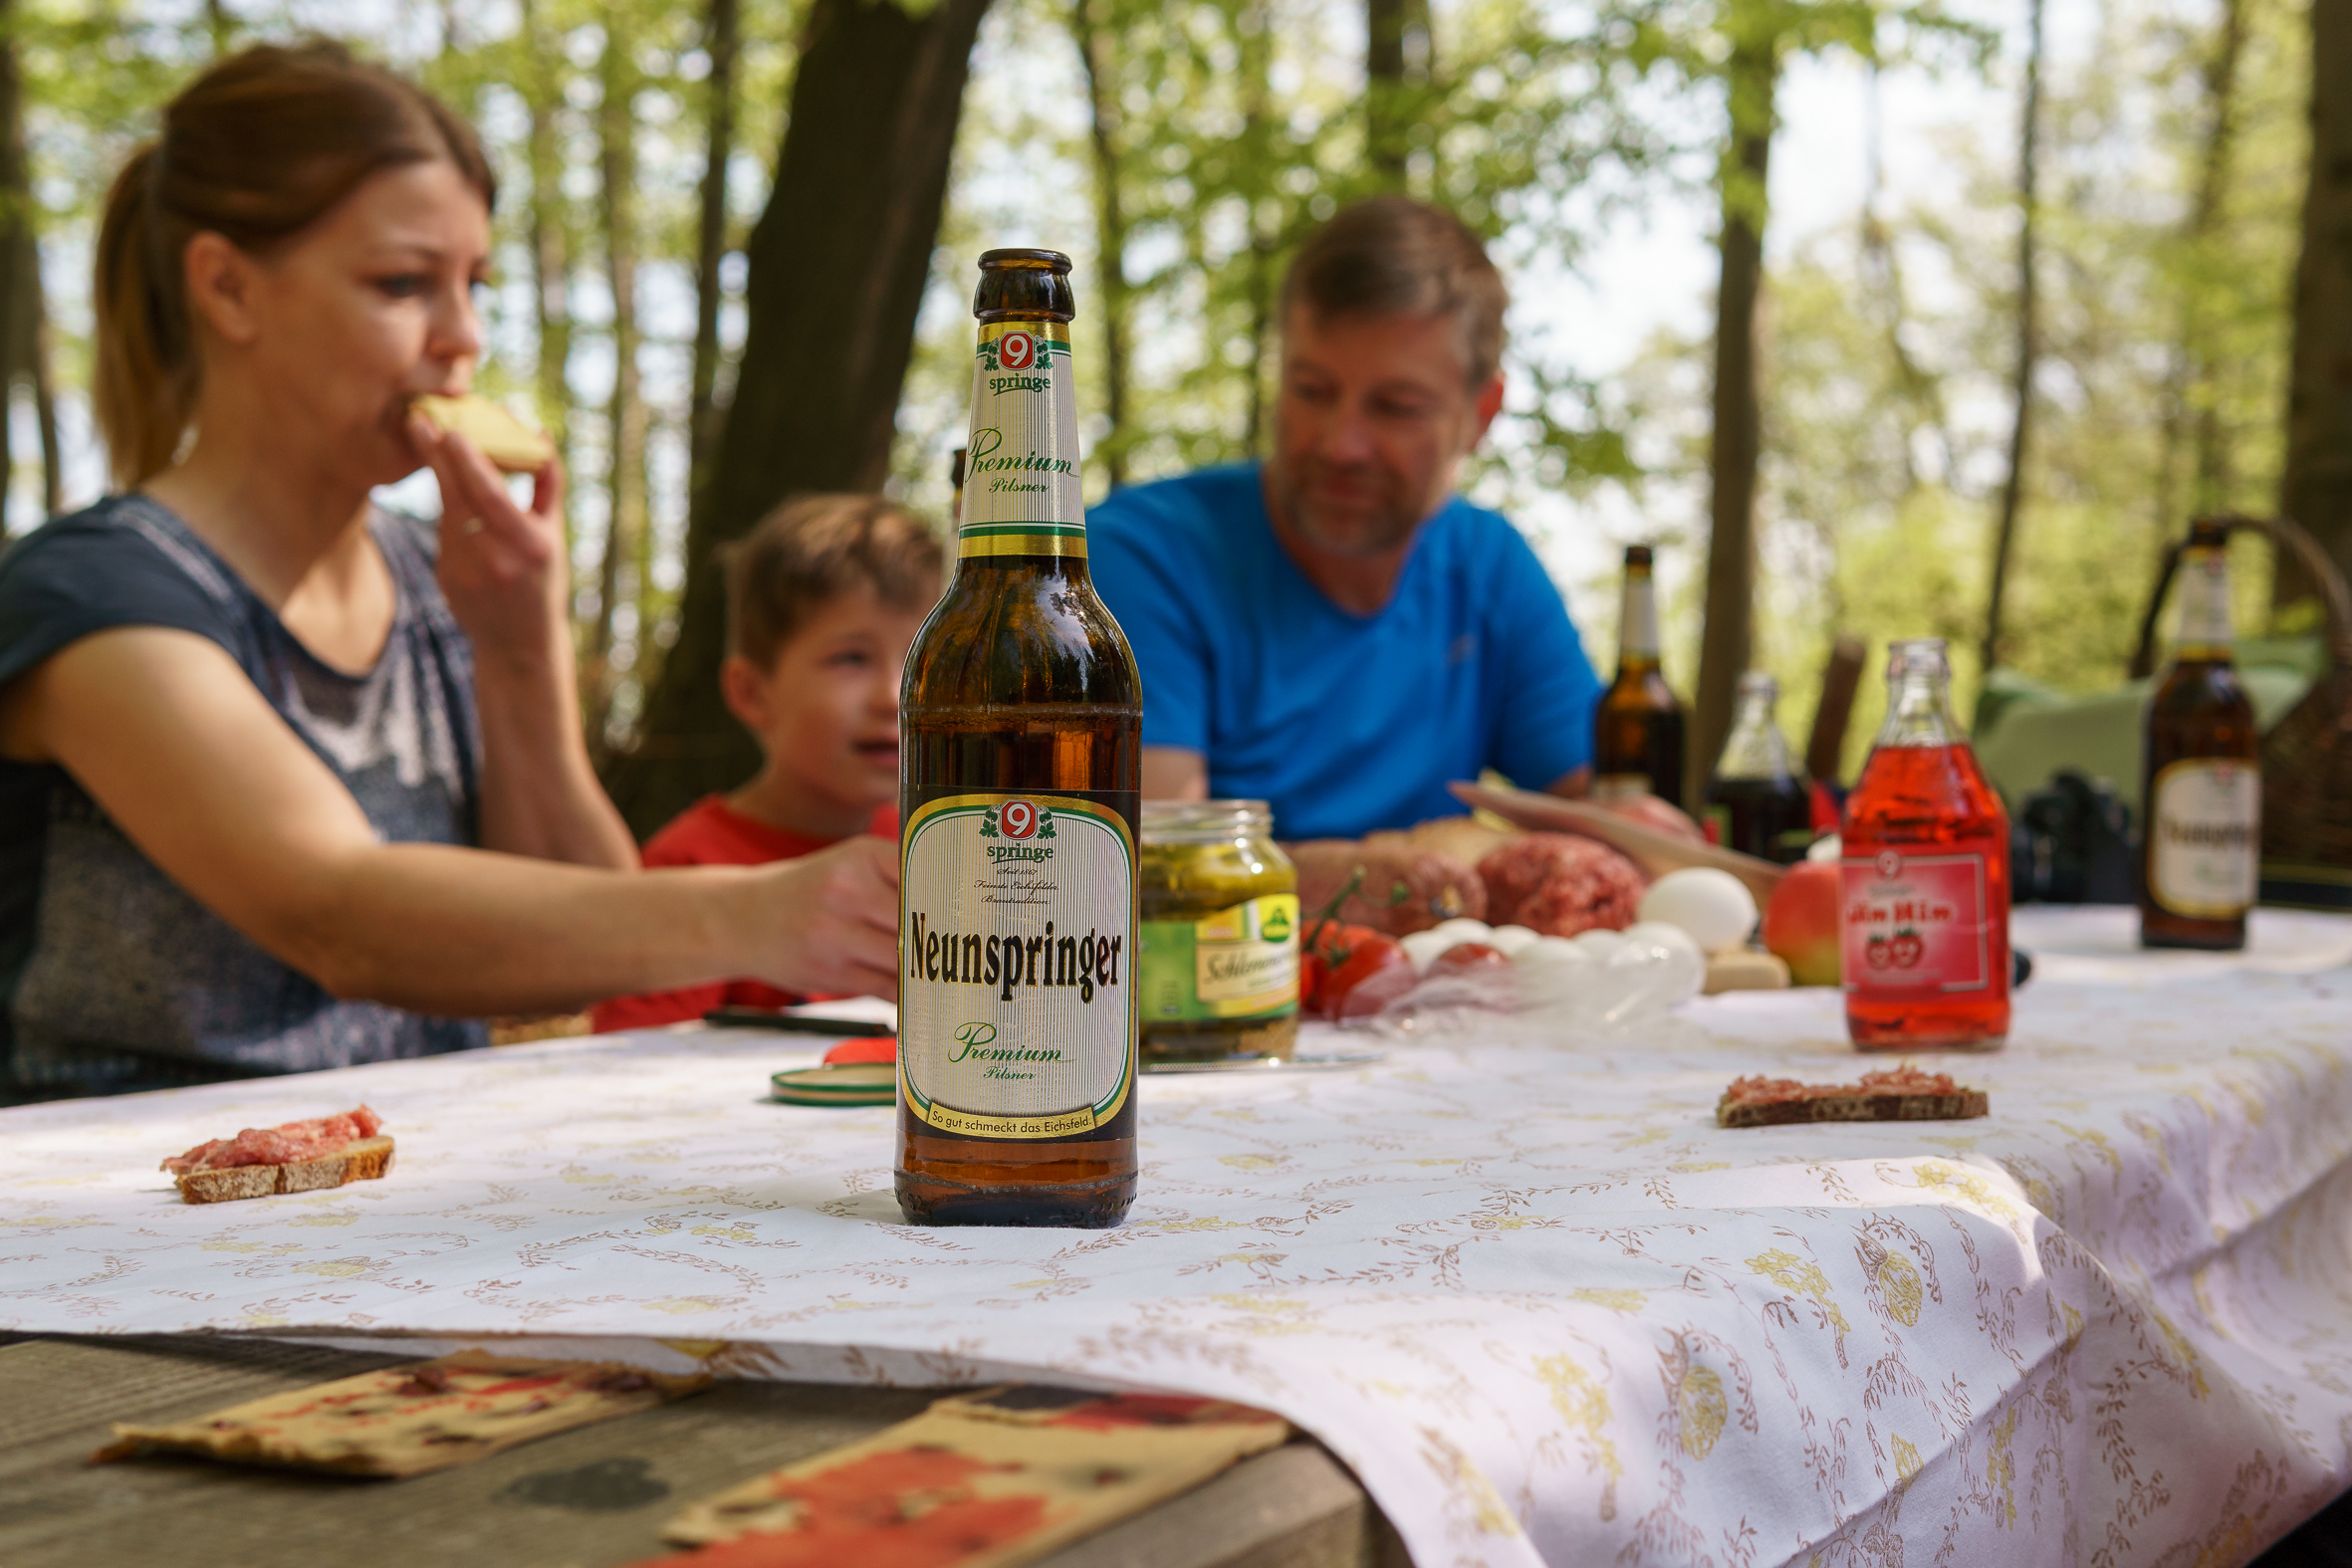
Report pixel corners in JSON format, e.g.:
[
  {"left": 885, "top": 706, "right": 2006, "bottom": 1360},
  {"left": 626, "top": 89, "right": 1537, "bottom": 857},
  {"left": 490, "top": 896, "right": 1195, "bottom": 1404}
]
[{"left": 589, "top": 796, "right": 895, "bottom": 1033}]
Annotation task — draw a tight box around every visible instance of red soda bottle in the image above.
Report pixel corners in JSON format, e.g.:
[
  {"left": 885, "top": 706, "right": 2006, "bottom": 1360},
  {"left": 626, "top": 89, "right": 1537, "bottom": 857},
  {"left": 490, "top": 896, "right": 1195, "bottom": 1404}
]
[{"left": 1840, "top": 638, "right": 2010, "bottom": 1048}]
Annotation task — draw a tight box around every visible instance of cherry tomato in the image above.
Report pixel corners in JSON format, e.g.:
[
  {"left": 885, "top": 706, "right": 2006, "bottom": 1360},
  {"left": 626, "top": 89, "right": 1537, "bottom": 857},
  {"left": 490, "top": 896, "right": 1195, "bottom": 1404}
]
[
  {"left": 1429, "top": 942, "right": 1510, "bottom": 976},
  {"left": 1299, "top": 950, "right": 1328, "bottom": 1014},
  {"left": 1321, "top": 935, "right": 1410, "bottom": 1019}
]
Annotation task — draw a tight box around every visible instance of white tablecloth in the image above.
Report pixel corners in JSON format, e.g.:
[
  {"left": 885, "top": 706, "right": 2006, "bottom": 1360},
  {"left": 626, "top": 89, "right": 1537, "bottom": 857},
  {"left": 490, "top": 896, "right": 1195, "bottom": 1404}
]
[{"left": 4, "top": 908, "right": 2350, "bottom": 1568}]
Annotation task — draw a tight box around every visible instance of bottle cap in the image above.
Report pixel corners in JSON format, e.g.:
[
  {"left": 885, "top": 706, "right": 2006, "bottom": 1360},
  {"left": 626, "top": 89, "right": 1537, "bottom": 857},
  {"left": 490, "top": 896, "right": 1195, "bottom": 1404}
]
[{"left": 769, "top": 1063, "right": 896, "bottom": 1107}]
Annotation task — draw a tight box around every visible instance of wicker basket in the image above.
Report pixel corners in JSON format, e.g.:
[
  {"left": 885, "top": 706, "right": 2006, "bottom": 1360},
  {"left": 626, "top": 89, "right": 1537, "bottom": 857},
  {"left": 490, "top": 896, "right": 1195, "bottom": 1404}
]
[{"left": 2129, "top": 514, "right": 2352, "bottom": 908}]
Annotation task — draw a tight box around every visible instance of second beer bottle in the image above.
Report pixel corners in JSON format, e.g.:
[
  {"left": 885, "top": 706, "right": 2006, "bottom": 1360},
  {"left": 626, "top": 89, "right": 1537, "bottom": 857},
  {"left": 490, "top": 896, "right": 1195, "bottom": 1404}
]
[
  {"left": 1593, "top": 544, "right": 1689, "bottom": 811},
  {"left": 896, "top": 250, "right": 1142, "bottom": 1228}
]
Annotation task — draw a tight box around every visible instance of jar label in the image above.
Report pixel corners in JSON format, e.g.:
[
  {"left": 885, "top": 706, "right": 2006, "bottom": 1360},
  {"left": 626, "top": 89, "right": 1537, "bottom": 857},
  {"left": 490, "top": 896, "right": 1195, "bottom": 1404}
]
[
  {"left": 2149, "top": 759, "right": 2259, "bottom": 918},
  {"left": 1140, "top": 896, "right": 1300, "bottom": 1021},
  {"left": 1839, "top": 847, "right": 1998, "bottom": 994},
  {"left": 960, "top": 322, "right": 1085, "bottom": 559},
  {"left": 899, "top": 792, "right": 1136, "bottom": 1140}
]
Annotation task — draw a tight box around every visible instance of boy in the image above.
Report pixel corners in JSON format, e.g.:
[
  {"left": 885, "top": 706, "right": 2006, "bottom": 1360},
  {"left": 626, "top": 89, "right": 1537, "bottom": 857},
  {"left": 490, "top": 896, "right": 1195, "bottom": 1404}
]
[{"left": 592, "top": 494, "right": 944, "bottom": 1030}]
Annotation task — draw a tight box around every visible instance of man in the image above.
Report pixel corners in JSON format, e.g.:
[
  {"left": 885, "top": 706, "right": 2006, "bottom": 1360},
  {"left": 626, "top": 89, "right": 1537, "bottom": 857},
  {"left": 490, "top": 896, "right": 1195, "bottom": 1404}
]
[{"left": 1087, "top": 196, "right": 1602, "bottom": 841}]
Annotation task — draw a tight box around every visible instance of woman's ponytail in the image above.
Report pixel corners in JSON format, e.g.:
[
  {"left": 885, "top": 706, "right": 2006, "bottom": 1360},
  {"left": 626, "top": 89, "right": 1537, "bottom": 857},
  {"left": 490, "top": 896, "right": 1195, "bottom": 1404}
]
[
  {"left": 87, "top": 42, "right": 496, "bottom": 492},
  {"left": 93, "top": 144, "right": 195, "bottom": 489}
]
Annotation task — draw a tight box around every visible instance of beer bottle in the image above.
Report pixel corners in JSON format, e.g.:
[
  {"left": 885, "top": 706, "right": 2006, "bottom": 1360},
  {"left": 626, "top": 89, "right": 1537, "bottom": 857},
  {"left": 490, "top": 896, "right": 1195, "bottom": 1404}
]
[
  {"left": 1593, "top": 545, "right": 1688, "bottom": 811},
  {"left": 1705, "top": 671, "right": 1812, "bottom": 864},
  {"left": 2140, "top": 519, "right": 2259, "bottom": 950},
  {"left": 896, "top": 250, "right": 1142, "bottom": 1228}
]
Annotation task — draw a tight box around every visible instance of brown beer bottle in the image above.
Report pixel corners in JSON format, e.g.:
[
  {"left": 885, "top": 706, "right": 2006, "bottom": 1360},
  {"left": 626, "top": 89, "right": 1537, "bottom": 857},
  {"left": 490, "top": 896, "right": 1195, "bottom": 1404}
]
[
  {"left": 1593, "top": 545, "right": 1688, "bottom": 811},
  {"left": 896, "top": 249, "right": 1142, "bottom": 1227},
  {"left": 2140, "top": 519, "right": 2259, "bottom": 950}
]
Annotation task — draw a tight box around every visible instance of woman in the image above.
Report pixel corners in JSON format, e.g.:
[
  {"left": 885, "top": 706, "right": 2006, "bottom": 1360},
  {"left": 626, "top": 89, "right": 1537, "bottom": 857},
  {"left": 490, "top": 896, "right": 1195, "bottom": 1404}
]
[{"left": 0, "top": 43, "right": 897, "bottom": 1100}]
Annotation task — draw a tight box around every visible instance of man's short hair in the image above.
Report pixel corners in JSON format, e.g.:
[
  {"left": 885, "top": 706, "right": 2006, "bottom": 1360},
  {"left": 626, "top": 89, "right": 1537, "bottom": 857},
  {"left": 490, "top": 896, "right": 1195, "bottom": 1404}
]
[
  {"left": 1279, "top": 196, "right": 1509, "bottom": 387},
  {"left": 722, "top": 493, "right": 945, "bottom": 668}
]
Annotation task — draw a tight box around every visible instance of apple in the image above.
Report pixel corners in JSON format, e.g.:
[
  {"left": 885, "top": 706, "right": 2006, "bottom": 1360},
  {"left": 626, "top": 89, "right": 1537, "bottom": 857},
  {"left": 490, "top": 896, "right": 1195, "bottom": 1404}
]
[{"left": 1763, "top": 860, "right": 1841, "bottom": 987}]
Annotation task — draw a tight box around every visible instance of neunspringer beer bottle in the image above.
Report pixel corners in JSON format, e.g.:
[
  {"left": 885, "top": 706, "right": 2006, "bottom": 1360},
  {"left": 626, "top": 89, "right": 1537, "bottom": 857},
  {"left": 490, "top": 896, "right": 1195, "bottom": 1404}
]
[
  {"left": 895, "top": 249, "right": 1142, "bottom": 1228},
  {"left": 2140, "top": 518, "right": 2259, "bottom": 950}
]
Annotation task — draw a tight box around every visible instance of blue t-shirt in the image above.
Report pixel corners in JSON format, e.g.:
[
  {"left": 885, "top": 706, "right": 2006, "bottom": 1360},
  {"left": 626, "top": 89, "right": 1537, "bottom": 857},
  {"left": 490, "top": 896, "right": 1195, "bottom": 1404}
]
[{"left": 1086, "top": 464, "right": 1601, "bottom": 840}]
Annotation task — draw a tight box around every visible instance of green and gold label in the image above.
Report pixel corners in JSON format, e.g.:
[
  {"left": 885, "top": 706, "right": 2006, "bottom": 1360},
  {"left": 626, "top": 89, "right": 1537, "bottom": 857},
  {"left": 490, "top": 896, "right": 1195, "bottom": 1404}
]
[
  {"left": 899, "top": 791, "right": 1137, "bottom": 1139},
  {"left": 960, "top": 322, "right": 1085, "bottom": 560},
  {"left": 1139, "top": 895, "right": 1300, "bottom": 1023}
]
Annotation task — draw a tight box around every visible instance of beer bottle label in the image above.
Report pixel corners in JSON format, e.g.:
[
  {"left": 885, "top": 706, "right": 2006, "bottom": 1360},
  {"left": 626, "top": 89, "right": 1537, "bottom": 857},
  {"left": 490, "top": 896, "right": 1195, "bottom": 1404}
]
[
  {"left": 899, "top": 790, "right": 1137, "bottom": 1139},
  {"left": 1838, "top": 845, "right": 2000, "bottom": 994},
  {"left": 2176, "top": 545, "right": 2234, "bottom": 658},
  {"left": 1138, "top": 895, "right": 1300, "bottom": 1023},
  {"left": 959, "top": 323, "right": 1085, "bottom": 560},
  {"left": 2149, "top": 760, "right": 2259, "bottom": 918},
  {"left": 1618, "top": 571, "right": 1661, "bottom": 659}
]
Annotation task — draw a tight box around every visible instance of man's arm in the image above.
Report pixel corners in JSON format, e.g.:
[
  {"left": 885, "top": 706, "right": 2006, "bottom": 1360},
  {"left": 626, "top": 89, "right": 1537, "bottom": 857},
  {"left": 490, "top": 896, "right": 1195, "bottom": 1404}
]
[{"left": 1142, "top": 747, "right": 1208, "bottom": 801}]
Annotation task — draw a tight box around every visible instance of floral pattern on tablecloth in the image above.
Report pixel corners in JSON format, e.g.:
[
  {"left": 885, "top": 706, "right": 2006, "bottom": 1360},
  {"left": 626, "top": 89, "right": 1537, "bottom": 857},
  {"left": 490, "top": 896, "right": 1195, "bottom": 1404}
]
[{"left": 3, "top": 908, "right": 2349, "bottom": 1568}]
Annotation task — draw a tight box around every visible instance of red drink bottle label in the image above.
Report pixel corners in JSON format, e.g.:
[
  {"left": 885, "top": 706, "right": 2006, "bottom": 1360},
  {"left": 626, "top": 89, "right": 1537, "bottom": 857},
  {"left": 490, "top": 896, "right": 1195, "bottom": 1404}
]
[{"left": 1840, "top": 843, "right": 2000, "bottom": 995}]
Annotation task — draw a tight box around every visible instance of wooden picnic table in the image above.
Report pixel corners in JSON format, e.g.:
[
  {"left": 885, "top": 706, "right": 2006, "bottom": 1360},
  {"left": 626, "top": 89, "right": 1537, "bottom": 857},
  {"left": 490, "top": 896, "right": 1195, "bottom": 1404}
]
[{"left": 0, "top": 1332, "right": 1405, "bottom": 1568}]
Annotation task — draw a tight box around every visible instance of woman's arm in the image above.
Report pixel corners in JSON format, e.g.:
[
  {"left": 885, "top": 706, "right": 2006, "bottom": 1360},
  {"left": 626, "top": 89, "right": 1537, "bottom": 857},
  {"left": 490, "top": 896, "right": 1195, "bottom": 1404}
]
[
  {"left": 4, "top": 627, "right": 897, "bottom": 1012},
  {"left": 411, "top": 417, "right": 637, "bottom": 870}
]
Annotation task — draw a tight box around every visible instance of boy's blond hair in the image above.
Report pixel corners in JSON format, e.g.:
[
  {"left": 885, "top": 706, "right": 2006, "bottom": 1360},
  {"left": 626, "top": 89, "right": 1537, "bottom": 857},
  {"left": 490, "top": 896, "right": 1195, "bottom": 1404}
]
[{"left": 721, "top": 494, "right": 945, "bottom": 668}]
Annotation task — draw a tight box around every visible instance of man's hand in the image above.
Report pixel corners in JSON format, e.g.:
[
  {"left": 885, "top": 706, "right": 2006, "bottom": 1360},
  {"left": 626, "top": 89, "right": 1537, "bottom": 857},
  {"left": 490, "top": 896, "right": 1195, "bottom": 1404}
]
[{"left": 750, "top": 836, "right": 901, "bottom": 1000}]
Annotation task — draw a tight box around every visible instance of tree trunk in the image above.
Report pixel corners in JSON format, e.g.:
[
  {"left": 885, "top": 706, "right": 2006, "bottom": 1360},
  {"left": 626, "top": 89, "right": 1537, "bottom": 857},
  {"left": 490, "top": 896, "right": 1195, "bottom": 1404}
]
[
  {"left": 1981, "top": 0, "right": 2045, "bottom": 676},
  {"left": 606, "top": 0, "right": 995, "bottom": 833},
  {"left": 1072, "top": 0, "right": 1132, "bottom": 489},
  {"left": 588, "top": 20, "right": 648, "bottom": 754},
  {"left": 521, "top": 0, "right": 573, "bottom": 470},
  {"left": 1693, "top": 32, "right": 1776, "bottom": 806},
  {"left": 1239, "top": 0, "right": 1274, "bottom": 455},
  {"left": 1364, "top": 0, "right": 1431, "bottom": 186},
  {"left": 2156, "top": 0, "right": 2246, "bottom": 535},
  {"left": 689, "top": 0, "right": 740, "bottom": 497},
  {"left": 0, "top": 0, "right": 29, "bottom": 535},
  {"left": 2278, "top": 0, "right": 2352, "bottom": 606}
]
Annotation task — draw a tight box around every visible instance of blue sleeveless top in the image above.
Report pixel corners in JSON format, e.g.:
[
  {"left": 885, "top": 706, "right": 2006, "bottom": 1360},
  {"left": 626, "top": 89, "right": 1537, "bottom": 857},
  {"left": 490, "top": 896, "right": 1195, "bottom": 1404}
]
[{"left": 0, "top": 494, "right": 490, "bottom": 1101}]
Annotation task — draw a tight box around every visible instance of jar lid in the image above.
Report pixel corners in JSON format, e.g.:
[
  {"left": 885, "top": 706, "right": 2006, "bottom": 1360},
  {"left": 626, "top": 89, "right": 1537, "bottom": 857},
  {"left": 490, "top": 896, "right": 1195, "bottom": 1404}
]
[{"left": 1142, "top": 798, "right": 1273, "bottom": 841}]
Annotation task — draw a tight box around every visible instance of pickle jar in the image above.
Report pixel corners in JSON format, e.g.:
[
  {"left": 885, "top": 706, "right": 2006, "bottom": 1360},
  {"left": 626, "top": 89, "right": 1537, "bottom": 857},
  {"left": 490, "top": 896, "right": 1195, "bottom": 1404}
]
[{"left": 1137, "top": 800, "right": 1299, "bottom": 1062}]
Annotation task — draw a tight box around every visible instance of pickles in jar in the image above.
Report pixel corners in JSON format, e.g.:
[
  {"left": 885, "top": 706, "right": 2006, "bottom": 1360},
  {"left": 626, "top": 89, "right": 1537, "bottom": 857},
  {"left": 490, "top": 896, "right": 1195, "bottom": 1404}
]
[{"left": 1137, "top": 801, "right": 1299, "bottom": 1062}]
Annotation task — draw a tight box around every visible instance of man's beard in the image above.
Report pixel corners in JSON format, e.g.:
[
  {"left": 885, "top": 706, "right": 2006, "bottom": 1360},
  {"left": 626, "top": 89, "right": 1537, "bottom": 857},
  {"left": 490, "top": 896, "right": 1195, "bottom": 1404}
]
[{"left": 1267, "top": 456, "right": 1426, "bottom": 559}]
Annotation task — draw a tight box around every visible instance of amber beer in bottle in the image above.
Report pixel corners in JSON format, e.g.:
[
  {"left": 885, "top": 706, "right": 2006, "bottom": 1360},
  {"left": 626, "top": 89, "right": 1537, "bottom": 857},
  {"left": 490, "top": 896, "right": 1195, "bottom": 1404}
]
[
  {"left": 896, "top": 250, "right": 1142, "bottom": 1228},
  {"left": 1593, "top": 545, "right": 1688, "bottom": 811},
  {"left": 2140, "top": 519, "right": 2259, "bottom": 950}
]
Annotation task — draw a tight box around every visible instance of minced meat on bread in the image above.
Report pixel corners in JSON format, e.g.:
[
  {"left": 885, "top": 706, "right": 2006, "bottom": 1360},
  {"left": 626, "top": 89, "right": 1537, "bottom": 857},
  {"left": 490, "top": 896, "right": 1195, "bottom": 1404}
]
[
  {"left": 1717, "top": 1066, "right": 1988, "bottom": 1128},
  {"left": 162, "top": 1107, "right": 393, "bottom": 1204}
]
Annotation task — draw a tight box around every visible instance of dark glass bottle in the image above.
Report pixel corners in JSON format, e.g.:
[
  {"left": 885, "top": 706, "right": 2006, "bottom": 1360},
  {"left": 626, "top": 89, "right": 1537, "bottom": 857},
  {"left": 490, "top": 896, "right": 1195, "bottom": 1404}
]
[
  {"left": 2140, "top": 519, "right": 2259, "bottom": 950},
  {"left": 1705, "top": 671, "right": 1813, "bottom": 863},
  {"left": 1592, "top": 545, "right": 1688, "bottom": 811},
  {"left": 896, "top": 250, "right": 1141, "bottom": 1228}
]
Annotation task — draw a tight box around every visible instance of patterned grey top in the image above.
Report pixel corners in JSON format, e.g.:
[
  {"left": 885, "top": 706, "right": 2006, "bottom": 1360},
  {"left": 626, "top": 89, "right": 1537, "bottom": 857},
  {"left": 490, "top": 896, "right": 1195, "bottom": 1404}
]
[{"left": 0, "top": 494, "right": 489, "bottom": 1100}]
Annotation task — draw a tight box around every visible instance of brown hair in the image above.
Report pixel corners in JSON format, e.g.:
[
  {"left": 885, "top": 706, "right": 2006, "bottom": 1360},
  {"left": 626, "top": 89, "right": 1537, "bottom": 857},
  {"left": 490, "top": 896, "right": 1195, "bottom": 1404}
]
[
  {"left": 724, "top": 495, "right": 946, "bottom": 669},
  {"left": 1279, "top": 196, "right": 1509, "bottom": 387},
  {"left": 94, "top": 41, "right": 496, "bottom": 487}
]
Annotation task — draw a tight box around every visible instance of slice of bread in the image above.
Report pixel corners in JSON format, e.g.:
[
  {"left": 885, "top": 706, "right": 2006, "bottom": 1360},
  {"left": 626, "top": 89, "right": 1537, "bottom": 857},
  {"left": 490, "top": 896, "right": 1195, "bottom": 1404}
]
[
  {"left": 174, "top": 1135, "right": 395, "bottom": 1205},
  {"left": 412, "top": 393, "right": 556, "bottom": 472},
  {"left": 1717, "top": 1089, "right": 1987, "bottom": 1129}
]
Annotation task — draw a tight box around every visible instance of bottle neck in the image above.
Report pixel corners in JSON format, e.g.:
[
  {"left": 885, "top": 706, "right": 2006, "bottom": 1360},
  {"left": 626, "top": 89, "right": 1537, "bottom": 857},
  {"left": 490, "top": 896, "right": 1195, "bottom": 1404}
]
[
  {"left": 1716, "top": 689, "right": 1792, "bottom": 779},
  {"left": 1875, "top": 669, "right": 1961, "bottom": 749},
  {"left": 1617, "top": 569, "right": 1661, "bottom": 672},
  {"left": 2174, "top": 543, "right": 2234, "bottom": 662},
  {"left": 961, "top": 317, "right": 1086, "bottom": 564}
]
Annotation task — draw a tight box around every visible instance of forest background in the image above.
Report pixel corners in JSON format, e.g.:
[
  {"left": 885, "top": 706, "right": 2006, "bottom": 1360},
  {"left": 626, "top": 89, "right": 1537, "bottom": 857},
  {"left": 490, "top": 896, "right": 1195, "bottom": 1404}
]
[{"left": 0, "top": 0, "right": 2335, "bottom": 835}]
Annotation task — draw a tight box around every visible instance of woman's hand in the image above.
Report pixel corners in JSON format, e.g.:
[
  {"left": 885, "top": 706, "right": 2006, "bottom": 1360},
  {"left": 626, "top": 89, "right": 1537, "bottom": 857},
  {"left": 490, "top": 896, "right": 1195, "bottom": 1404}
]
[
  {"left": 746, "top": 836, "right": 902, "bottom": 1000},
  {"left": 409, "top": 411, "right": 569, "bottom": 675}
]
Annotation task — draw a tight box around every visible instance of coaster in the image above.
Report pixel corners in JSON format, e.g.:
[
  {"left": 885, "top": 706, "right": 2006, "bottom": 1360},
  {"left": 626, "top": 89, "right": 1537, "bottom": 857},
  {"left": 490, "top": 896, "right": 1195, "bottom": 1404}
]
[{"left": 770, "top": 1062, "right": 896, "bottom": 1107}]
